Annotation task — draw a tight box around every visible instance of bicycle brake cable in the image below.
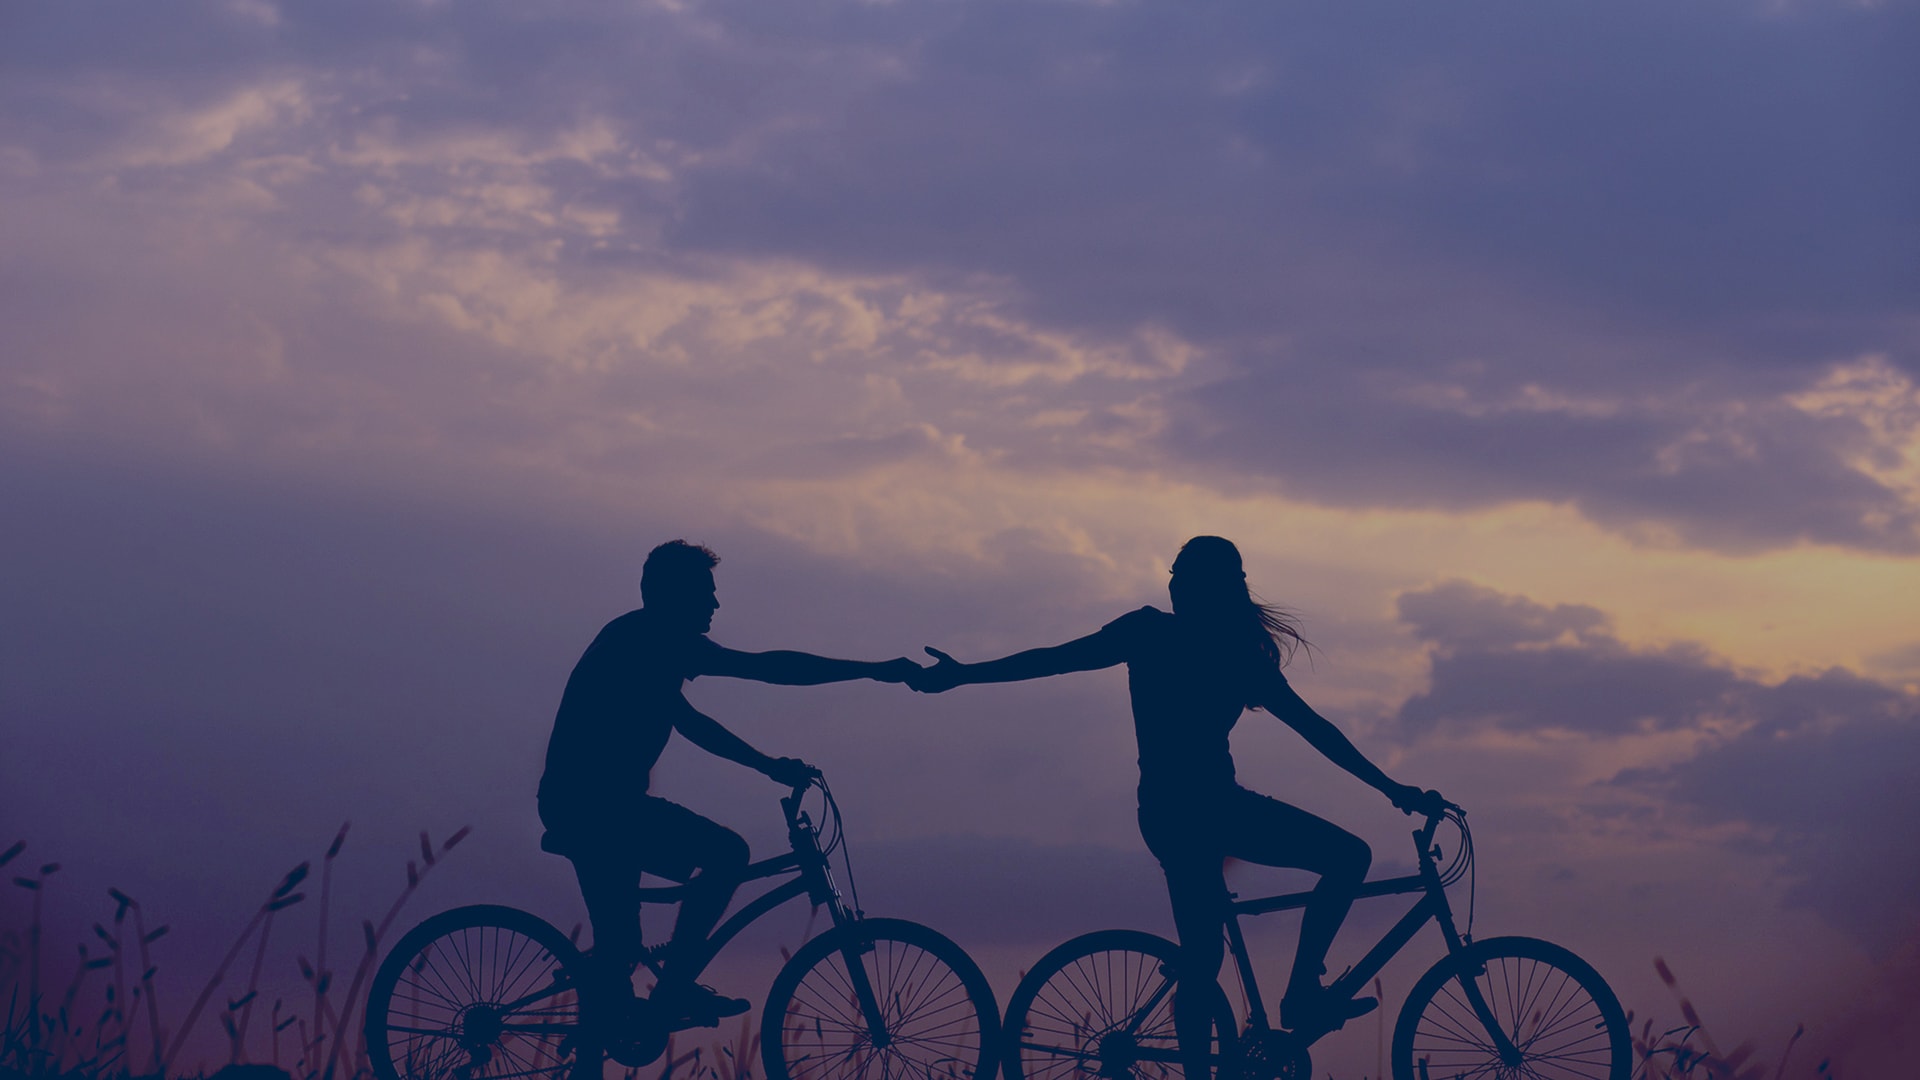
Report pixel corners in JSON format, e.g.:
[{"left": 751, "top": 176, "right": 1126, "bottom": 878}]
[
  {"left": 819, "top": 778, "right": 865, "bottom": 918},
  {"left": 1460, "top": 811, "right": 1477, "bottom": 940}
]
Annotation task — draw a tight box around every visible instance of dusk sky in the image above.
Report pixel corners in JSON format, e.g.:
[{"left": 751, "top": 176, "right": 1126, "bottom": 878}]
[{"left": 4, "top": 1, "right": 1918, "bottom": 1075}]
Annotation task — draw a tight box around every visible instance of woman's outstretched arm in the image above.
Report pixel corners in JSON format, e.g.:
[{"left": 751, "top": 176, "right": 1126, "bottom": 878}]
[{"left": 911, "top": 631, "right": 1124, "bottom": 692}]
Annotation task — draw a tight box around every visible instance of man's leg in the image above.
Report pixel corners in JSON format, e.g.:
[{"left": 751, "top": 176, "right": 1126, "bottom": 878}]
[
  {"left": 1222, "top": 790, "right": 1372, "bottom": 1025},
  {"left": 571, "top": 854, "right": 647, "bottom": 976},
  {"left": 543, "top": 797, "right": 646, "bottom": 990},
  {"left": 633, "top": 798, "right": 751, "bottom": 1015}
]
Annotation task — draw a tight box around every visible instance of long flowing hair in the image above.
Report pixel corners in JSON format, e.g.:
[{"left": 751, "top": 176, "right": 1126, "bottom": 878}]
[{"left": 1172, "top": 536, "right": 1310, "bottom": 675}]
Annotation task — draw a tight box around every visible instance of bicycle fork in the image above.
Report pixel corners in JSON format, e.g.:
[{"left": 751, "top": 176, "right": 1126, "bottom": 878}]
[
  {"left": 834, "top": 930, "right": 893, "bottom": 1050},
  {"left": 1427, "top": 900, "right": 1526, "bottom": 1070}
]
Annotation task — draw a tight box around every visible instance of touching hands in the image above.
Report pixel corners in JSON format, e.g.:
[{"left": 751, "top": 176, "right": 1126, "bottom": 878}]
[
  {"left": 905, "top": 647, "right": 968, "bottom": 694},
  {"left": 871, "top": 657, "right": 925, "bottom": 684}
]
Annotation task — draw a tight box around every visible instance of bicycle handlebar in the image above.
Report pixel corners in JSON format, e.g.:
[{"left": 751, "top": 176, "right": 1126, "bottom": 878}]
[
  {"left": 1398, "top": 790, "right": 1460, "bottom": 827},
  {"left": 778, "top": 766, "right": 830, "bottom": 826}
]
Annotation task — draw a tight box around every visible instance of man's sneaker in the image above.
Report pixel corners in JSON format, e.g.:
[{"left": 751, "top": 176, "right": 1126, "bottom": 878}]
[
  {"left": 1279, "top": 987, "right": 1378, "bottom": 1033},
  {"left": 654, "top": 981, "right": 751, "bottom": 1025}
]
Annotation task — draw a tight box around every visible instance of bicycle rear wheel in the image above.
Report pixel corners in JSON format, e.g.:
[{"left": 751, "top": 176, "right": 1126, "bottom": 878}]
[
  {"left": 1391, "top": 936, "right": 1628, "bottom": 1080},
  {"left": 366, "top": 905, "right": 595, "bottom": 1080},
  {"left": 1002, "top": 929, "right": 1237, "bottom": 1080},
  {"left": 762, "top": 917, "right": 999, "bottom": 1080}
]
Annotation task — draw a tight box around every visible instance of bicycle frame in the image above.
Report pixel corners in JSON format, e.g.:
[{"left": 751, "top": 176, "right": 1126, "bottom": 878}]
[
  {"left": 628, "top": 782, "right": 860, "bottom": 982},
  {"left": 1217, "top": 809, "right": 1522, "bottom": 1060},
  {"left": 600, "top": 779, "right": 895, "bottom": 1049}
]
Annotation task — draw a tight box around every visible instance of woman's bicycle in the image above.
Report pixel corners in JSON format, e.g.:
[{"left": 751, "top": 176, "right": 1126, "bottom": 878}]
[
  {"left": 1001, "top": 803, "right": 1629, "bottom": 1080},
  {"left": 365, "top": 773, "right": 1000, "bottom": 1080}
]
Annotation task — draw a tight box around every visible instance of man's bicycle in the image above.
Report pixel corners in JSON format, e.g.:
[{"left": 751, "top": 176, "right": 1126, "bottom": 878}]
[
  {"left": 1001, "top": 803, "right": 1628, "bottom": 1080},
  {"left": 365, "top": 773, "right": 1000, "bottom": 1080}
]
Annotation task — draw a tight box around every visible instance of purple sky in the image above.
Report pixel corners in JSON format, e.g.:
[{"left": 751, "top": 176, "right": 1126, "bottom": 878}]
[{"left": 4, "top": 1, "right": 1918, "bottom": 1074}]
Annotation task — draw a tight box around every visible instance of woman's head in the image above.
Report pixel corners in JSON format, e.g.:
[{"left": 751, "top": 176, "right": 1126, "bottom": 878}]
[{"left": 1169, "top": 536, "right": 1306, "bottom": 669}]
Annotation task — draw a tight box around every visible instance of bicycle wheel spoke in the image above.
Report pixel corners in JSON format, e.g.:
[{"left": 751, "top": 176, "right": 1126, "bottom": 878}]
[
  {"left": 368, "top": 909, "right": 583, "bottom": 1080},
  {"left": 1007, "top": 935, "right": 1225, "bottom": 1080},
  {"left": 767, "top": 922, "right": 993, "bottom": 1080},
  {"left": 1396, "top": 938, "right": 1625, "bottom": 1080}
]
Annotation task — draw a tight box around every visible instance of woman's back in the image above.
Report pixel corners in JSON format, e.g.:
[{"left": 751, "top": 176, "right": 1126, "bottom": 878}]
[{"left": 1097, "top": 605, "right": 1284, "bottom": 803}]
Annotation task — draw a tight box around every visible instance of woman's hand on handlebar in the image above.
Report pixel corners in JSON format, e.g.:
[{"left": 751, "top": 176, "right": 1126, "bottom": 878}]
[
  {"left": 765, "top": 757, "right": 821, "bottom": 789},
  {"left": 1389, "top": 784, "right": 1452, "bottom": 819}
]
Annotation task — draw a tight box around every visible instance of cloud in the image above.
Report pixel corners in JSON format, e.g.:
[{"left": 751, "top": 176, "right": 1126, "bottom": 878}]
[
  {"left": 1392, "top": 579, "right": 1920, "bottom": 943},
  {"left": 1398, "top": 579, "right": 1610, "bottom": 652},
  {"left": 1618, "top": 703, "right": 1920, "bottom": 947},
  {"left": 4, "top": 0, "right": 1915, "bottom": 557},
  {"left": 1394, "top": 581, "right": 1743, "bottom": 736},
  {"left": 1173, "top": 356, "right": 1920, "bottom": 553}
]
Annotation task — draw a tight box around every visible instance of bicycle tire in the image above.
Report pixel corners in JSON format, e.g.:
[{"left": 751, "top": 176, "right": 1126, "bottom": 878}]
[
  {"left": 1391, "top": 935, "right": 1628, "bottom": 1080},
  {"left": 1002, "top": 929, "right": 1238, "bottom": 1080},
  {"left": 762, "top": 916, "right": 1000, "bottom": 1080},
  {"left": 366, "top": 904, "right": 597, "bottom": 1080}
]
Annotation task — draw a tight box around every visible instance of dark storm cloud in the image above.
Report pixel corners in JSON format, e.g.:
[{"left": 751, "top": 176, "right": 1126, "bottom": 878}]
[{"left": 1393, "top": 579, "right": 1920, "bottom": 943}]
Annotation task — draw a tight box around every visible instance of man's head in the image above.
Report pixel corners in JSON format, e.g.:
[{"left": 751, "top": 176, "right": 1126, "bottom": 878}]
[{"left": 641, "top": 540, "right": 721, "bottom": 633}]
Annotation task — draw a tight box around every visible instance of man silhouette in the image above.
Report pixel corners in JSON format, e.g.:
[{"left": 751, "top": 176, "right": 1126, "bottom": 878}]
[{"left": 538, "top": 540, "right": 918, "bottom": 1024}]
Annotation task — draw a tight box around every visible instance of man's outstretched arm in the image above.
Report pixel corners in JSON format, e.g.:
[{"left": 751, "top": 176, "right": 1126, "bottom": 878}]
[{"left": 700, "top": 645, "right": 919, "bottom": 686}]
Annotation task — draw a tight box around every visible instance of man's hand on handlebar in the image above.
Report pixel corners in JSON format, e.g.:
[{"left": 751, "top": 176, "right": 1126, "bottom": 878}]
[
  {"left": 765, "top": 757, "right": 821, "bottom": 789},
  {"left": 1389, "top": 784, "right": 1452, "bottom": 819}
]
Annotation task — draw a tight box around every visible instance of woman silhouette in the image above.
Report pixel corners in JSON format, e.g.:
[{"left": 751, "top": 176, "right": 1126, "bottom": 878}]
[{"left": 912, "top": 536, "right": 1441, "bottom": 1077}]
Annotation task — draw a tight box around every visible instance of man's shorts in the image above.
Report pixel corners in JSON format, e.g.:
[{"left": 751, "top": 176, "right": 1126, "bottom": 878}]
[{"left": 540, "top": 793, "right": 746, "bottom": 883}]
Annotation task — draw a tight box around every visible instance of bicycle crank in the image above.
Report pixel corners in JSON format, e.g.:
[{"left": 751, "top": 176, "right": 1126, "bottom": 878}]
[{"left": 1230, "top": 1030, "right": 1310, "bottom": 1080}]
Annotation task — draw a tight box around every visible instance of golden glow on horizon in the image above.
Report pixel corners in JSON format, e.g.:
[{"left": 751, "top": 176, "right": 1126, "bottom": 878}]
[{"left": 723, "top": 463, "right": 1920, "bottom": 703}]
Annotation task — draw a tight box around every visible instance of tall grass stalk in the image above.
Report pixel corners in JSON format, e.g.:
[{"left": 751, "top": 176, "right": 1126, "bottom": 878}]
[
  {"left": 0, "top": 826, "right": 465, "bottom": 1080},
  {"left": 129, "top": 896, "right": 169, "bottom": 1074},
  {"left": 1631, "top": 957, "right": 1821, "bottom": 1080},
  {"left": 161, "top": 863, "right": 308, "bottom": 1074},
  {"left": 318, "top": 826, "right": 467, "bottom": 1080}
]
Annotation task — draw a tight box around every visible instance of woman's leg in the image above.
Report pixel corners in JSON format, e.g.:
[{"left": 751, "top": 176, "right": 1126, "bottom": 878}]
[
  {"left": 1167, "top": 862, "right": 1231, "bottom": 1079},
  {"left": 1220, "top": 790, "right": 1371, "bottom": 1016},
  {"left": 1142, "top": 804, "right": 1229, "bottom": 1079}
]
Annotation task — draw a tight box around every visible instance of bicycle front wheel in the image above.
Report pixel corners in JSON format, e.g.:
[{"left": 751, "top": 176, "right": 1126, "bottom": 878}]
[
  {"left": 1003, "top": 929, "right": 1237, "bottom": 1080},
  {"left": 1391, "top": 936, "right": 1628, "bottom": 1080},
  {"left": 762, "top": 916, "right": 999, "bottom": 1080},
  {"left": 366, "top": 904, "right": 594, "bottom": 1080}
]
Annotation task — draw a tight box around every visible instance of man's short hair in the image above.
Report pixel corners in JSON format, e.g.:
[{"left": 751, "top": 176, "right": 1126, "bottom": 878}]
[{"left": 641, "top": 540, "right": 720, "bottom": 604}]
